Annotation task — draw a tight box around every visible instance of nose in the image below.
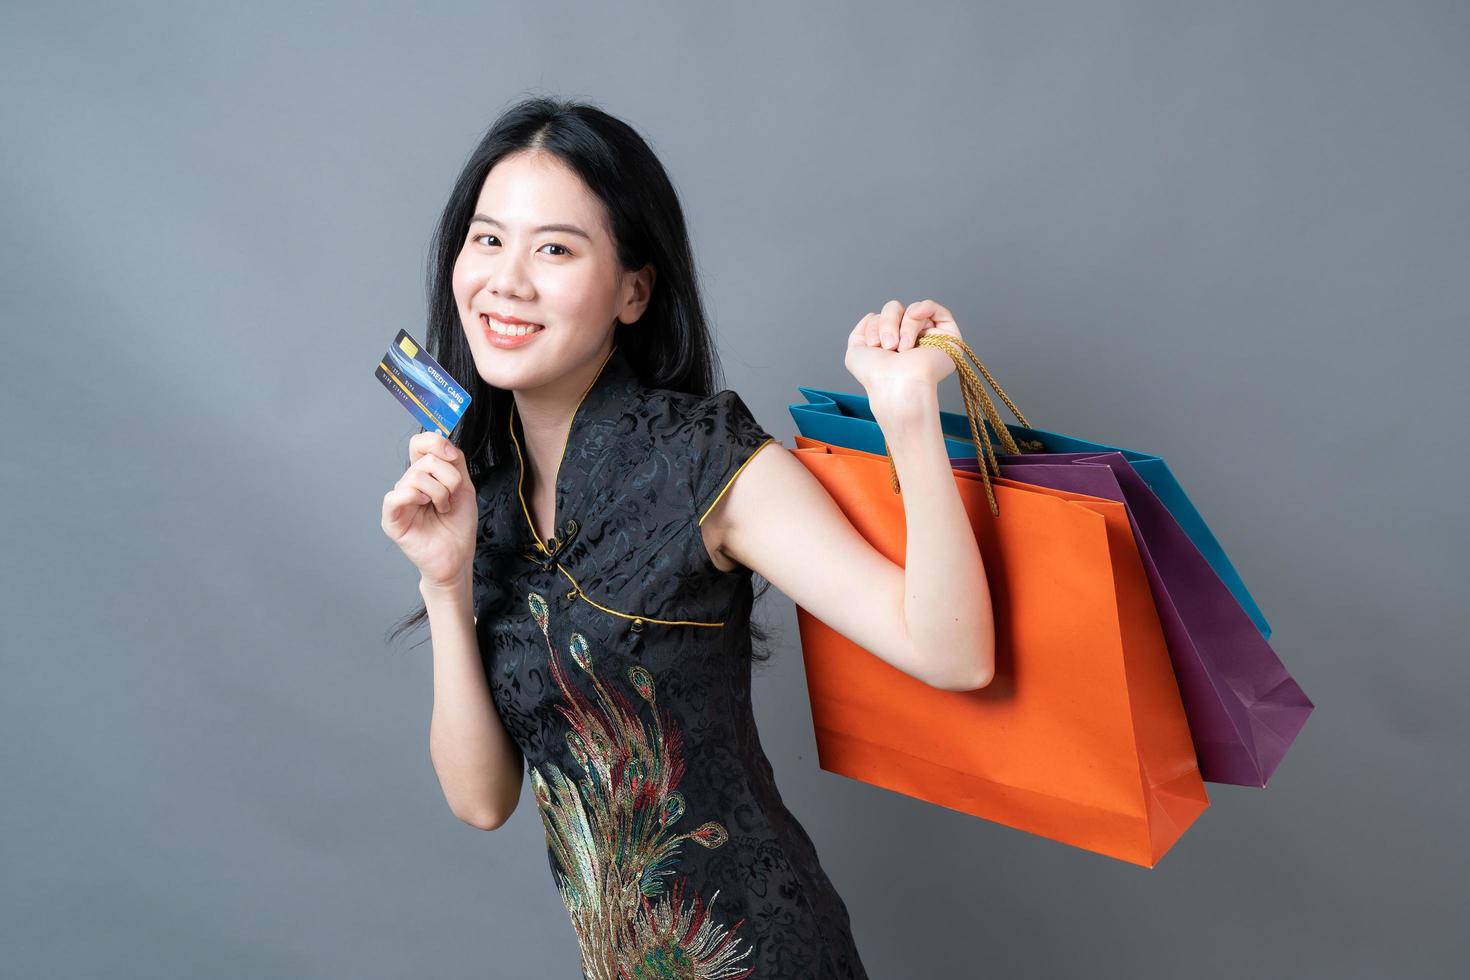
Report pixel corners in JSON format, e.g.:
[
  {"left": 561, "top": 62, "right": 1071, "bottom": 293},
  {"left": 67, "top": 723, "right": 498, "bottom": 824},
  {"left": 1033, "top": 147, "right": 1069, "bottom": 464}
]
[{"left": 486, "top": 247, "right": 532, "bottom": 299}]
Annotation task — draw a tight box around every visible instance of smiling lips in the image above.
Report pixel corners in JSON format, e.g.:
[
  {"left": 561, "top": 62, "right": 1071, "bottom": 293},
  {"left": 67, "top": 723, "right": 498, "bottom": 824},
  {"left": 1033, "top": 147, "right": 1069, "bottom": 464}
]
[{"left": 482, "top": 312, "right": 544, "bottom": 336}]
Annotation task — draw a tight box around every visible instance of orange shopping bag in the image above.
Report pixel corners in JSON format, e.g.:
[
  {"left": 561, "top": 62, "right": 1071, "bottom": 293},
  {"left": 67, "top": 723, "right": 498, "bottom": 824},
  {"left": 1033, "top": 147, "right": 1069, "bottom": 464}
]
[{"left": 792, "top": 434, "right": 1210, "bottom": 867}]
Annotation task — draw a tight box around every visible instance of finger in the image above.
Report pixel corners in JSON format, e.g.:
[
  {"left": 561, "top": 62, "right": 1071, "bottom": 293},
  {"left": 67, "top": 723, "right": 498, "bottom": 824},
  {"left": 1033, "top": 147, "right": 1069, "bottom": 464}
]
[
  {"left": 411, "top": 451, "right": 464, "bottom": 496},
  {"left": 862, "top": 312, "right": 882, "bottom": 349},
  {"left": 402, "top": 468, "right": 452, "bottom": 514},
  {"left": 847, "top": 315, "right": 870, "bottom": 349},
  {"left": 381, "top": 486, "right": 433, "bottom": 535},
  {"left": 906, "top": 299, "right": 958, "bottom": 337},
  {"left": 878, "top": 299, "right": 904, "bottom": 350},
  {"left": 409, "top": 430, "right": 458, "bottom": 465},
  {"left": 897, "top": 305, "right": 927, "bottom": 351},
  {"left": 417, "top": 441, "right": 464, "bottom": 476},
  {"left": 408, "top": 431, "right": 436, "bottom": 463}
]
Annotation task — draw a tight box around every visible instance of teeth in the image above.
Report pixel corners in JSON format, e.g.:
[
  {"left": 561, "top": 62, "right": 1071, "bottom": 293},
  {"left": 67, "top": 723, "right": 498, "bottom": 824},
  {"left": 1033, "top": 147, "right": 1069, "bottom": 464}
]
[{"left": 484, "top": 315, "right": 543, "bottom": 337}]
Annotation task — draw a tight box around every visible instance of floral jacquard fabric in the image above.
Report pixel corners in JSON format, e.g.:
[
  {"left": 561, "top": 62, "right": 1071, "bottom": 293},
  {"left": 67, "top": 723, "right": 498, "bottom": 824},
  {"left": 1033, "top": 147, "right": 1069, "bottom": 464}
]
[{"left": 472, "top": 344, "right": 869, "bottom": 979}]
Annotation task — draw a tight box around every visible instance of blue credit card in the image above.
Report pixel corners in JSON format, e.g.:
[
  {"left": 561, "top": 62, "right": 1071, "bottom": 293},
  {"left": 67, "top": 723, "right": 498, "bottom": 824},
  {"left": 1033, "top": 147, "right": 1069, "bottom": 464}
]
[{"left": 374, "top": 329, "right": 472, "bottom": 437}]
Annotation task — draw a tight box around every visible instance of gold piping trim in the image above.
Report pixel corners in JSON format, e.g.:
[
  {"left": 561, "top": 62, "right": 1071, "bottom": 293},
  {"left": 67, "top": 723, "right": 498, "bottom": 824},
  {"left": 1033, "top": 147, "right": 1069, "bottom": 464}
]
[
  {"left": 508, "top": 344, "right": 619, "bottom": 556},
  {"left": 554, "top": 563, "right": 724, "bottom": 628},
  {"left": 697, "top": 435, "right": 777, "bottom": 526}
]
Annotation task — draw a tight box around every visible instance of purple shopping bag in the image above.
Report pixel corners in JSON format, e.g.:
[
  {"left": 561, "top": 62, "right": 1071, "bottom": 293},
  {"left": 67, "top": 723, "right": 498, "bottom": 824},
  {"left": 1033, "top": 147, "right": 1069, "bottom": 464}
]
[{"left": 954, "top": 451, "right": 1314, "bottom": 787}]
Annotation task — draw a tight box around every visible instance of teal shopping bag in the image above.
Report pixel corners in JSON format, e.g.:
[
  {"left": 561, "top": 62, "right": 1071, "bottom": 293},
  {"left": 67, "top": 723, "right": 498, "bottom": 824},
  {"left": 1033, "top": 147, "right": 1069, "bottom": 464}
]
[{"left": 789, "top": 386, "right": 1272, "bottom": 640}]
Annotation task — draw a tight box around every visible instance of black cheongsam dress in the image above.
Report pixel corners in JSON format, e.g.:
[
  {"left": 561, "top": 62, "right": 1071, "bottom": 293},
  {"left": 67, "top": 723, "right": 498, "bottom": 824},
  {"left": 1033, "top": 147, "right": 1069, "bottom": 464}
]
[{"left": 471, "top": 344, "right": 869, "bottom": 979}]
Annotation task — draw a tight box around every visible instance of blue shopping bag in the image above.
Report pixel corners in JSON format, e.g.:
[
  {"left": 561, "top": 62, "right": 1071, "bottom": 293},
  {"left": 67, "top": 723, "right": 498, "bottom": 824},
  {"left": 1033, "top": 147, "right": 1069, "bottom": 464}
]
[{"left": 789, "top": 386, "right": 1273, "bottom": 640}]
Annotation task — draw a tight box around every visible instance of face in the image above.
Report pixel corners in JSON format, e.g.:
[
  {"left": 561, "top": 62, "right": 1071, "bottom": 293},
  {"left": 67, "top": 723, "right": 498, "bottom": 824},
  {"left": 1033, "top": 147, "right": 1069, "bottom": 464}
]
[{"left": 452, "top": 150, "right": 655, "bottom": 393}]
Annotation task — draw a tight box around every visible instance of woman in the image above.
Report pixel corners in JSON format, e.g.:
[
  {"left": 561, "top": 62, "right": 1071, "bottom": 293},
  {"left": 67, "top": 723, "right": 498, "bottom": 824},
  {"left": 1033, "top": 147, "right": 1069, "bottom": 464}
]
[{"left": 381, "top": 96, "right": 994, "bottom": 979}]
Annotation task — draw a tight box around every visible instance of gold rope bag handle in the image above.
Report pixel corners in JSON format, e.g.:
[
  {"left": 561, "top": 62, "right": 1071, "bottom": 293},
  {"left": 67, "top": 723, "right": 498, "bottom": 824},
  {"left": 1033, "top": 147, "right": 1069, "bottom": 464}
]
[{"left": 881, "top": 334, "right": 1045, "bottom": 516}]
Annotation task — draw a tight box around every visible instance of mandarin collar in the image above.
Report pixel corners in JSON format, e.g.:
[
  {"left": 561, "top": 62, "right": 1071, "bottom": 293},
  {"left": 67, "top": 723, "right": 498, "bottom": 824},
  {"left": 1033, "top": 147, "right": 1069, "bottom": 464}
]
[{"left": 505, "top": 343, "right": 644, "bottom": 564}]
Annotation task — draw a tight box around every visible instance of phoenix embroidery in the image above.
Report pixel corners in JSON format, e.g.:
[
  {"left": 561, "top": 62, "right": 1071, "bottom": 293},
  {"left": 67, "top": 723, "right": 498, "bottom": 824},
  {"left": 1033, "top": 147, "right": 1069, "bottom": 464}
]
[{"left": 525, "top": 590, "right": 754, "bottom": 980}]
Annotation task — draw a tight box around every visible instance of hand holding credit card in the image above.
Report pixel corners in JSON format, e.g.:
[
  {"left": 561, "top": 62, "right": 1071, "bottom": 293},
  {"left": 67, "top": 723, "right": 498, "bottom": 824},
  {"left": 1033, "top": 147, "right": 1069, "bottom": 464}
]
[{"left": 375, "top": 330, "right": 472, "bottom": 436}]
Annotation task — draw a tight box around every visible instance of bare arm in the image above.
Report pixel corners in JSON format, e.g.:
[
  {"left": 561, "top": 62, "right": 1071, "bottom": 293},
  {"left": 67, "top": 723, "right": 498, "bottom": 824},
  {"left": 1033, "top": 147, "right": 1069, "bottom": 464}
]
[
  {"left": 422, "top": 576, "right": 524, "bottom": 830},
  {"left": 874, "top": 383, "right": 995, "bottom": 686},
  {"left": 708, "top": 415, "right": 993, "bottom": 691},
  {"left": 706, "top": 300, "right": 995, "bottom": 691},
  {"left": 384, "top": 431, "right": 524, "bottom": 828}
]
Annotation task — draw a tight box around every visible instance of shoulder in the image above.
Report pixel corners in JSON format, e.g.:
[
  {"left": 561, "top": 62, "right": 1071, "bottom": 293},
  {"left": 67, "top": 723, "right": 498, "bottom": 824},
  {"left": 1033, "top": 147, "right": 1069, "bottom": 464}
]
[
  {"left": 635, "top": 386, "right": 767, "bottom": 449},
  {"left": 675, "top": 388, "right": 766, "bottom": 442},
  {"left": 679, "top": 389, "right": 779, "bottom": 523},
  {"left": 601, "top": 382, "right": 781, "bottom": 521}
]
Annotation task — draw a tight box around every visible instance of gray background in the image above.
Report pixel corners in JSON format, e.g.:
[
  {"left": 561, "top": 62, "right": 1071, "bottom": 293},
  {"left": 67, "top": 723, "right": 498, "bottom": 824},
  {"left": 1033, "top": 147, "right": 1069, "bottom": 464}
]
[{"left": 3, "top": 1, "right": 1465, "bottom": 977}]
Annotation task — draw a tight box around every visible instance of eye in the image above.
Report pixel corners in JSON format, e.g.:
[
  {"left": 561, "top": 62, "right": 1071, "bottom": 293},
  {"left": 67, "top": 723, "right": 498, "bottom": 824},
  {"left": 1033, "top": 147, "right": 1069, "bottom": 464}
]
[{"left": 471, "top": 234, "right": 570, "bottom": 257}]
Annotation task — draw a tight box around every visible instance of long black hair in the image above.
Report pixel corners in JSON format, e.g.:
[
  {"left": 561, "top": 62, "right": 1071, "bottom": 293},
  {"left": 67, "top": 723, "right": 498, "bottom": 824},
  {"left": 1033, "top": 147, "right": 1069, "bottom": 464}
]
[{"left": 387, "top": 94, "right": 775, "bottom": 662}]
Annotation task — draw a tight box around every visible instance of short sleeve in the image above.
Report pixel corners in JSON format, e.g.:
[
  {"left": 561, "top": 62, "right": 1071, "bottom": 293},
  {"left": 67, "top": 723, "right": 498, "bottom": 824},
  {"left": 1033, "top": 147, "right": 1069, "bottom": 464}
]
[{"left": 690, "top": 389, "right": 778, "bottom": 526}]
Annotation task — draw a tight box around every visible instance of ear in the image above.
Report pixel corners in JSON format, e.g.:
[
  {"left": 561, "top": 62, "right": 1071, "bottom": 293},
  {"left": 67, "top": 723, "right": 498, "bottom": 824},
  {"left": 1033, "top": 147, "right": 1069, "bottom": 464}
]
[{"left": 617, "top": 263, "right": 657, "bottom": 325}]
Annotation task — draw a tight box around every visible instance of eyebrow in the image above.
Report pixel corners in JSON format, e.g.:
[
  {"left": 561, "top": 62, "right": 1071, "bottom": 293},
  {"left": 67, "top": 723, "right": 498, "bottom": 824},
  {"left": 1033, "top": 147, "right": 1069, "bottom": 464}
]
[{"left": 470, "top": 213, "right": 592, "bottom": 240}]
